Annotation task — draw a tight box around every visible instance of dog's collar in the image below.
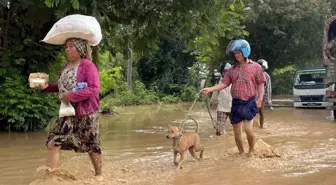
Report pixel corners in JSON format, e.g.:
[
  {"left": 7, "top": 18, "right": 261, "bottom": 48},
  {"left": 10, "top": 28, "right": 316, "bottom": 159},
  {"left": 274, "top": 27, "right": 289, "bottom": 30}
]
[{"left": 173, "top": 134, "right": 183, "bottom": 140}]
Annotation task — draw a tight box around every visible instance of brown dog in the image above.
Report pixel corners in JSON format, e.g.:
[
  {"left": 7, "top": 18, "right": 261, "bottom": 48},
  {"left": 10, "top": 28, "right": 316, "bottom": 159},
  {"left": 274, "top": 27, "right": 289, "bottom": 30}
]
[{"left": 166, "top": 116, "right": 204, "bottom": 169}]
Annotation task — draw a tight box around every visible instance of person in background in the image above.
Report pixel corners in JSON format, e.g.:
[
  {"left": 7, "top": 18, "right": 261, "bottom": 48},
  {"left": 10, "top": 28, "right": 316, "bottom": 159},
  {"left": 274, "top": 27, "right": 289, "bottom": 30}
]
[
  {"left": 201, "top": 39, "right": 265, "bottom": 155},
  {"left": 211, "top": 69, "right": 222, "bottom": 85},
  {"left": 210, "top": 63, "right": 232, "bottom": 136},
  {"left": 257, "top": 59, "right": 273, "bottom": 129},
  {"left": 38, "top": 38, "right": 103, "bottom": 180}
]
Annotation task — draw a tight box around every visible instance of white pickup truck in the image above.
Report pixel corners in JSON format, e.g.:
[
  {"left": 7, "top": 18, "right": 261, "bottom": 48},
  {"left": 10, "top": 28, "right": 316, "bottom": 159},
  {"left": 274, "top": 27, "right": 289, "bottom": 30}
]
[{"left": 293, "top": 67, "right": 332, "bottom": 108}]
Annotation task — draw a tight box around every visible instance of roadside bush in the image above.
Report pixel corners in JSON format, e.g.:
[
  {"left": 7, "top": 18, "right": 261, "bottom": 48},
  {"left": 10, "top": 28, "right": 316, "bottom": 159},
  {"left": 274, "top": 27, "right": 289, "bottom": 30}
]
[
  {"left": 100, "top": 80, "right": 159, "bottom": 107},
  {"left": 99, "top": 67, "right": 123, "bottom": 97},
  {"left": 161, "top": 95, "right": 181, "bottom": 104},
  {"left": 133, "top": 80, "right": 159, "bottom": 104},
  {"left": 272, "top": 65, "right": 296, "bottom": 95},
  {"left": 0, "top": 72, "right": 58, "bottom": 131},
  {"left": 180, "top": 85, "right": 198, "bottom": 101}
]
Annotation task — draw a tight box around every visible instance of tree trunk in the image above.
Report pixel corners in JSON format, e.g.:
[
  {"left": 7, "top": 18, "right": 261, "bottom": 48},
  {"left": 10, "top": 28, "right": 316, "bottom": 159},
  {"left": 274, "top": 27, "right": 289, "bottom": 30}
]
[
  {"left": 92, "top": 46, "right": 100, "bottom": 71},
  {"left": 127, "top": 41, "right": 133, "bottom": 90}
]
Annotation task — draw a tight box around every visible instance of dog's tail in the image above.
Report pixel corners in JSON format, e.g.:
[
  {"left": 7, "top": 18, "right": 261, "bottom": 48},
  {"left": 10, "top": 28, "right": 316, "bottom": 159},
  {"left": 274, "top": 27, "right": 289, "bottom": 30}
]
[{"left": 188, "top": 116, "right": 199, "bottom": 133}]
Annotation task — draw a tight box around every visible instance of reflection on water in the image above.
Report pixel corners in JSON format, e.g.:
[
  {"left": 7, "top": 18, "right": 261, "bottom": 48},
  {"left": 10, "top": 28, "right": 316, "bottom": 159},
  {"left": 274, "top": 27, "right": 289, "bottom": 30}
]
[{"left": 0, "top": 103, "right": 335, "bottom": 185}]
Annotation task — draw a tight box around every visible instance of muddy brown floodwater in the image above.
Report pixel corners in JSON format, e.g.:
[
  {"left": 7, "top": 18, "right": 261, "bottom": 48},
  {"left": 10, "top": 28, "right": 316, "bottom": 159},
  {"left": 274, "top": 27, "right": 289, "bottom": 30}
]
[{"left": 0, "top": 103, "right": 335, "bottom": 185}]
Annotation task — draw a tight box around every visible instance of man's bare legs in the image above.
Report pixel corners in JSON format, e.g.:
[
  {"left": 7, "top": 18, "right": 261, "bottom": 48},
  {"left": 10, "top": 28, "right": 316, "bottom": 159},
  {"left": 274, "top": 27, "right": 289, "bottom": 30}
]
[
  {"left": 243, "top": 119, "right": 255, "bottom": 154},
  {"left": 232, "top": 119, "right": 256, "bottom": 155},
  {"left": 232, "top": 122, "right": 245, "bottom": 154}
]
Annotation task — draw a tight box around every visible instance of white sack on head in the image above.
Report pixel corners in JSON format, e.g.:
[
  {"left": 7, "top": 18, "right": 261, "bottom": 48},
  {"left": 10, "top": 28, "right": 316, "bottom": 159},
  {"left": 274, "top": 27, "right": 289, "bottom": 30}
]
[{"left": 42, "top": 14, "right": 102, "bottom": 46}]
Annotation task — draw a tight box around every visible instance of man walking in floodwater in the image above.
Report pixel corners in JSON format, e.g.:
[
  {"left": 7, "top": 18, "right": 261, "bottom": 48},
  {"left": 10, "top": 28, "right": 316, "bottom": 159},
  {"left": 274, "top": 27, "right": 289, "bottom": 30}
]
[
  {"left": 201, "top": 39, "right": 265, "bottom": 155},
  {"left": 257, "top": 59, "right": 273, "bottom": 129}
]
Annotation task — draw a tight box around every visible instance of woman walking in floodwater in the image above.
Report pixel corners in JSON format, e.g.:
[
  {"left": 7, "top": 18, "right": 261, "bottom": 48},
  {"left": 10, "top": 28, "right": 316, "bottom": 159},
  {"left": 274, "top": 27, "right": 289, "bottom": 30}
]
[
  {"left": 38, "top": 38, "right": 103, "bottom": 180},
  {"left": 201, "top": 39, "right": 265, "bottom": 155}
]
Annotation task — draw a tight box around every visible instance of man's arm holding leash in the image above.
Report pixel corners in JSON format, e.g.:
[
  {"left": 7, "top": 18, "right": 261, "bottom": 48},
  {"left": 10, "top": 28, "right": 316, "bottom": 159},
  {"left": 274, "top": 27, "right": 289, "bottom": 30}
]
[
  {"left": 200, "top": 83, "right": 227, "bottom": 94},
  {"left": 201, "top": 71, "right": 230, "bottom": 95}
]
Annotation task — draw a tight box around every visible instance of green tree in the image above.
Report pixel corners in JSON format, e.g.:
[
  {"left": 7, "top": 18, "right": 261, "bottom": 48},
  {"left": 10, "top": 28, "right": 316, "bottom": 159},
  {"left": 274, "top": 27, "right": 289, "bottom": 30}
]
[
  {"left": 44, "top": 0, "right": 249, "bottom": 64},
  {"left": 137, "top": 39, "right": 196, "bottom": 94},
  {"left": 244, "top": 0, "right": 332, "bottom": 94},
  {"left": 245, "top": 0, "right": 331, "bottom": 70},
  {"left": 0, "top": 0, "right": 60, "bottom": 131}
]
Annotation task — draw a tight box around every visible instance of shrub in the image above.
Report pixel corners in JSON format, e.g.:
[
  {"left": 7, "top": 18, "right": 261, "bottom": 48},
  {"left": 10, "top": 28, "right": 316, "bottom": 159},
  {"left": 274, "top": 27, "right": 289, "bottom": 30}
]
[
  {"left": 180, "top": 85, "right": 199, "bottom": 101},
  {"left": 0, "top": 73, "right": 58, "bottom": 131},
  {"left": 100, "top": 80, "right": 159, "bottom": 107},
  {"left": 272, "top": 65, "right": 297, "bottom": 95},
  {"left": 161, "top": 95, "right": 181, "bottom": 104}
]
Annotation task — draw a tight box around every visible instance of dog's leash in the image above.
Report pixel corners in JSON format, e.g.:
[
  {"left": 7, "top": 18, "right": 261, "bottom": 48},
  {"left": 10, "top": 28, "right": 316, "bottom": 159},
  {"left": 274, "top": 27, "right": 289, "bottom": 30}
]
[
  {"left": 179, "top": 93, "right": 219, "bottom": 135},
  {"left": 202, "top": 95, "right": 220, "bottom": 135},
  {"left": 179, "top": 92, "right": 201, "bottom": 128}
]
